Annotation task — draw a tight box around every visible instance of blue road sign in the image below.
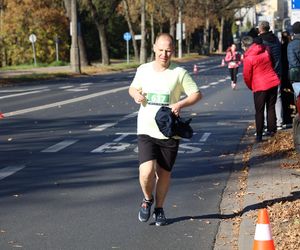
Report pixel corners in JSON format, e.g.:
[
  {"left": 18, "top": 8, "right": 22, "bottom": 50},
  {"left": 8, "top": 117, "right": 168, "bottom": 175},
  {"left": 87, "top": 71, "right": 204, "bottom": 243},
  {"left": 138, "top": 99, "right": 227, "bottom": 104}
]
[
  {"left": 123, "top": 32, "right": 132, "bottom": 41},
  {"left": 292, "top": 0, "right": 300, "bottom": 9}
]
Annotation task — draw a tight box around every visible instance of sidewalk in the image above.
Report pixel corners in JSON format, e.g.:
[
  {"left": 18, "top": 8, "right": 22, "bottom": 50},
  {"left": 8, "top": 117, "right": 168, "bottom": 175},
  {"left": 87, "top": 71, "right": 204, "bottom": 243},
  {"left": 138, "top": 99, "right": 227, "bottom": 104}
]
[
  {"left": 215, "top": 128, "right": 300, "bottom": 249},
  {"left": 0, "top": 66, "right": 72, "bottom": 77}
]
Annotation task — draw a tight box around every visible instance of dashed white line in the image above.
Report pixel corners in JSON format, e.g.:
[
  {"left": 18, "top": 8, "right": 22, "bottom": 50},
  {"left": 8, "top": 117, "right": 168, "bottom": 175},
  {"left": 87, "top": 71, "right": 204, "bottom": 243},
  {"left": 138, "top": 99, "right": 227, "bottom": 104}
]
[
  {"left": 89, "top": 123, "right": 117, "bottom": 131},
  {"left": 41, "top": 140, "right": 78, "bottom": 153},
  {"left": 59, "top": 85, "right": 74, "bottom": 89},
  {"left": 0, "top": 165, "right": 26, "bottom": 180},
  {"left": 66, "top": 88, "right": 88, "bottom": 92},
  {"left": 199, "top": 85, "right": 210, "bottom": 89}
]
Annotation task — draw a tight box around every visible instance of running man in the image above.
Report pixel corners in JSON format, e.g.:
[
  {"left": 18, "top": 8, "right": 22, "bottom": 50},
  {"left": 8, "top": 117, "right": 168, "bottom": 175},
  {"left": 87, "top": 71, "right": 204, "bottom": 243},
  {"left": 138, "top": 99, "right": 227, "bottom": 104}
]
[{"left": 129, "top": 33, "right": 202, "bottom": 226}]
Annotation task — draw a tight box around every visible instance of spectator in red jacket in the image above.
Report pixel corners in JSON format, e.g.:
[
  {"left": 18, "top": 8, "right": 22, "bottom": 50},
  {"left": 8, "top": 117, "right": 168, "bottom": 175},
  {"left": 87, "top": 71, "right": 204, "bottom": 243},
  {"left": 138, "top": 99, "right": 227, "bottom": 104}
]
[
  {"left": 241, "top": 36, "right": 280, "bottom": 142},
  {"left": 224, "top": 44, "right": 242, "bottom": 89}
]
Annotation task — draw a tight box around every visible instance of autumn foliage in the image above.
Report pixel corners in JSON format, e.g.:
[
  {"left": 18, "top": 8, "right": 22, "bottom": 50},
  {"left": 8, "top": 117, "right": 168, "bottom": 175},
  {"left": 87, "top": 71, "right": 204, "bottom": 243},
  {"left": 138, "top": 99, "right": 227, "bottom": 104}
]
[{"left": 2, "top": 0, "right": 69, "bottom": 65}]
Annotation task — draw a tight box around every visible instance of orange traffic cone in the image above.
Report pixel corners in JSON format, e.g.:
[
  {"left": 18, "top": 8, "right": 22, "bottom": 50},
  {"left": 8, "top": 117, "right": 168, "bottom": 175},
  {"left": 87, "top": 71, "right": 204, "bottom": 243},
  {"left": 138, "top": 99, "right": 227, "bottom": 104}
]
[
  {"left": 221, "top": 59, "right": 225, "bottom": 66},
  {"left": 253, "top": 208, "right": 275, "bottom": 250},
  {"left": 193, "top": 64, "right": 198, "bottom": 73}
]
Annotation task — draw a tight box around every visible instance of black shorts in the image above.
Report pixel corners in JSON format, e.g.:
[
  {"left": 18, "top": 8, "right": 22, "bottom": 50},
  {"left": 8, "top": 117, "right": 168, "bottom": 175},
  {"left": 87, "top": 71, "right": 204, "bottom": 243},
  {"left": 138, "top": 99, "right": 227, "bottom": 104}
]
[{"left": 137, "top": 134, "right": 179, "bottom": 172}]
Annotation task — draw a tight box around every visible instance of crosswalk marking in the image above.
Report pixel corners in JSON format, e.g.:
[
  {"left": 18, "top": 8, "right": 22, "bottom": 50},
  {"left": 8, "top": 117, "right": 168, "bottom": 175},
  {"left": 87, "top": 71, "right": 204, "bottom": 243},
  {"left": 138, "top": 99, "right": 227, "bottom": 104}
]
[
  {"left": 0, "top": 165, "right": 26, "bottom": 181},
  {"left": 41, "top": 140, "right": 78, "bottom": 153}
]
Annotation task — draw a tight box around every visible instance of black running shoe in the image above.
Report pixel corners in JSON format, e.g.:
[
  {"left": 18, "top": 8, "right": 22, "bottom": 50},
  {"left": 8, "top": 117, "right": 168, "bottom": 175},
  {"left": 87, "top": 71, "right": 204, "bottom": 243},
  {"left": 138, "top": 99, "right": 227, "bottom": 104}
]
[
  {"left": 138, "top": 197, "right": 153, "bottom": 222},
  {"left": 153, "top": 207, "right": 167, "bottom": 226}
]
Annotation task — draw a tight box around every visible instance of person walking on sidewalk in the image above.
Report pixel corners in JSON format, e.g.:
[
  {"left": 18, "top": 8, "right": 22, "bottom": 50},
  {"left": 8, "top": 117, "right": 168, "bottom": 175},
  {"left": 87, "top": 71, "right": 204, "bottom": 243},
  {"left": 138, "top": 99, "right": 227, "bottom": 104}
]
[
  {"left": 129, "top": 33, "right": 202, "bottom": 226},
  {"left": 224, "top": 44, "right": 242, "bottom": 90},
  {"left": 258, "top": 21, "right": 283, "bottom": 130},
  {"left": 241, "top": 36, "right": 280, "bottom": 142}
]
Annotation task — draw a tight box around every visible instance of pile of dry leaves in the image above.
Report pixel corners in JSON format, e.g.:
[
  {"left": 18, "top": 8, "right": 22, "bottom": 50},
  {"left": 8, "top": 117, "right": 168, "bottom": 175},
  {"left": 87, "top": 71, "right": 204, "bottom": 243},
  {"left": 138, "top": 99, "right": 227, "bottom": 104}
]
[{"left": 260, "top": 130, "right": 300, "bottom": 250}]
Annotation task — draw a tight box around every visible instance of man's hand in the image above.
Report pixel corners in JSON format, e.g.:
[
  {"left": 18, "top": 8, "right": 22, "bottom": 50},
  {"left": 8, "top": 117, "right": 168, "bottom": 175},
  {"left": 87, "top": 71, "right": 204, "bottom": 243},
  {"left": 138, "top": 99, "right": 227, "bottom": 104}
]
[
  {"left": 129, "top": 87, "right": 147, "bottom": 105},
  {"left": 169, "top": 102, "right": 181, "bottom": 116},
  {"left": 134, "top": 91, "right": 146, "bottom": 104}
]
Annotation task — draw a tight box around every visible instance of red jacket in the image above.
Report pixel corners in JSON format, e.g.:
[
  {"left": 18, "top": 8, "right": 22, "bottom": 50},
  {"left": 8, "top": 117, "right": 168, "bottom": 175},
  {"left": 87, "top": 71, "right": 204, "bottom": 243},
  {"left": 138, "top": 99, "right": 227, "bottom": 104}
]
[{"left": 243, "top": 43, "right": 280, "bottom": 92}]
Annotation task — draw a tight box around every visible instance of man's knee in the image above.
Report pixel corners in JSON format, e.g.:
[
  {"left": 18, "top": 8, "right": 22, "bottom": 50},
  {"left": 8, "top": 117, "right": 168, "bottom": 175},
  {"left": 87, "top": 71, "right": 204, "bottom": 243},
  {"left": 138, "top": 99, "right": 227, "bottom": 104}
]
[{"left": 139, "top": 160, "right": 156, "bottom": 180}]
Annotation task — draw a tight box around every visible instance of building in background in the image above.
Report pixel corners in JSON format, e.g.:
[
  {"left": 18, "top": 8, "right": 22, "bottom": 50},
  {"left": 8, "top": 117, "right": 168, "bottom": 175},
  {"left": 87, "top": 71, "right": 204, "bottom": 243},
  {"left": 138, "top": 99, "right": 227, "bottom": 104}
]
[{"left": 238, "top": 0, "right": 292, "bottom": 35}]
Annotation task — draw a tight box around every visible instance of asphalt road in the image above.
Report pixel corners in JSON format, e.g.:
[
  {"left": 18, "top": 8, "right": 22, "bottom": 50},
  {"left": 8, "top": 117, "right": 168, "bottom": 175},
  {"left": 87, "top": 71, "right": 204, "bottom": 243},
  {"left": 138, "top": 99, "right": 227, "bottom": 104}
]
[{"left": 0, "top": 57, "right": 255, "bottom": 250}]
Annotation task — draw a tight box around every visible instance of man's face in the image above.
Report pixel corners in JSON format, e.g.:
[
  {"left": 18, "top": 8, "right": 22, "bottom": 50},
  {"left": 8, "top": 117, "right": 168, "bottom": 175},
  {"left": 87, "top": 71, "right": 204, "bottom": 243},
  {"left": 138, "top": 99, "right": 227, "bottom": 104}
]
[{"left": 153, "top": 36, "right": 174, "bottom": 68}]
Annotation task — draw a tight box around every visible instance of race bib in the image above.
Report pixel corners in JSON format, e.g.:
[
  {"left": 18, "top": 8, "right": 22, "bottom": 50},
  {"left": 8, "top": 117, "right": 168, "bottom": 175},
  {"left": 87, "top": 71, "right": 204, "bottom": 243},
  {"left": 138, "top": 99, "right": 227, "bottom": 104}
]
[{"left": 147, "top": 92, "right": 170, "bottom": 106}]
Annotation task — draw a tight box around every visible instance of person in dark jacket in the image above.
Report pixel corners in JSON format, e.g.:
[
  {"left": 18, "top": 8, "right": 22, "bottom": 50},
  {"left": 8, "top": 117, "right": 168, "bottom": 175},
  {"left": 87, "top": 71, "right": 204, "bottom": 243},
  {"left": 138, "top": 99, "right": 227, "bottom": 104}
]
[
  {"left": 288, "top": 21, "right": 300, "bottom": 98},
  {"left": 281, "top": 31, "right": 294, "bottom": 125},
  {"left": 258, "top": 21, "right": 283, "bottom": 129},
  {"left": 241, "top": 36, "right": 280, "bottom": 142},
  {"left": 288, "top": 22, "right": 300, "bottom": 114},
  {"left": 288, "top": 22, "right": 300, "bottom": 151}
]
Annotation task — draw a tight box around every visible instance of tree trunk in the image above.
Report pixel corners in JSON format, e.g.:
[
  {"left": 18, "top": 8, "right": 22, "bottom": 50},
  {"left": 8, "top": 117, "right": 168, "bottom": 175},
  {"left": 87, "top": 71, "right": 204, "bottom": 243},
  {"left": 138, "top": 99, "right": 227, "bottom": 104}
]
[
  {"left": 0, "top": 2, "right": 6, "bottom": 67},
  {"left": 123, "top": 0, "right": 139, "bottom": 62},
  {"left": 187, "top": 34, "right": 190, "bottom": 55},
  {"left": 169, "top": 16, "right": 176, "bottom": 40},
  {"left": 96, "top": 22, "right": 110, "bottom": 65},
  {"left": 63, "top": 0, "right": 88, "bottom": 66},
  {"left": 140, "top": 0, "right": 147, "bottom": 64},
  {"left": 204, "top": 17, "right": 209, "bottom": 45},
  {"left": 218, "top": 16, "right": 224, "bottom": 52},
  {"left": 210, "top": 27, "right": 214, "bottom": 53},
  {"left": 150, "top": 13, "right": 154, "bottom": 61}
]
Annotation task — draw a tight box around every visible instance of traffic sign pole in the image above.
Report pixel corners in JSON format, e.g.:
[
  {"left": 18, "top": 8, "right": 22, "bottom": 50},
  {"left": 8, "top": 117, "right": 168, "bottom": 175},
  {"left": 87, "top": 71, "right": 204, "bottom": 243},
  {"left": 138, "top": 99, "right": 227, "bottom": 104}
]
[
  {"left": 126, "top": 40, "right": 129, "bottom": 64},
  {"left": 29, "top": 34, "right": 37, "bottom": 66},
  {"left": 123, "top": 32, "right": 132, "bottom": 64}
]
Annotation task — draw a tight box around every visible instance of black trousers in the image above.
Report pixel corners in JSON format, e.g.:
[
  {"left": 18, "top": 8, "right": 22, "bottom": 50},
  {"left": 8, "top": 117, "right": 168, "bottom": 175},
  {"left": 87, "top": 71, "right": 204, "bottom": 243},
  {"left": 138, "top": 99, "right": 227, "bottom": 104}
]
[
  {"left": 228, "top": 67, "right": 238, "bottom": 83},
  {"left": 253, "top": 86, "right": 278, "bottom": 137}
]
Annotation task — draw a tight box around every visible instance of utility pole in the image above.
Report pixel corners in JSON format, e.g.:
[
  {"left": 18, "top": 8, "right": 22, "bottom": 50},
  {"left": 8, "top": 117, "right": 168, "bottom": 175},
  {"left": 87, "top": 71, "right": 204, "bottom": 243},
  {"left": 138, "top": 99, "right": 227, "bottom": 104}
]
[
  {"left": 71, "top": 0, "right": 81, "bottom": 73},
  {"left": 178, "top": 0, "right": 183, "bottom": 58}
]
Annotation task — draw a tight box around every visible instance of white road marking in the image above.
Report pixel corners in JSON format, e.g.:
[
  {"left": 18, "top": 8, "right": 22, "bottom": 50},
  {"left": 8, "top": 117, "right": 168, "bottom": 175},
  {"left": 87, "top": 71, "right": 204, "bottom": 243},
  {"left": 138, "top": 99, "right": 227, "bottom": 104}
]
[
  {"left": 41, "top": 140, "right": 78, "bottom": 152},
  {"left": 66, "top": 88, "right": 88, "bottom": 92},
  {"left": 0, "top": 90, "right": 49, "bottom": 100},
  {"left": 80, "top": 83, "right": 93, "bottom": 86},
  {"left": 113, "top": 132, "right": 136, "bottom": 142},
  {"left": 59, "top": 85, "right": 74, "bottom": 89},
  {"left": 3, "top": 86, "right": 128, "bottom": 117},
  {"left": 199, "top": 85, "right": 210, "bottom": 89},
  {"left": 0, "top": 86, "right": 48, "bottom": 93},
  {"left": 119, "top": 111, "right": 138, "bottom": 121},
  {"left": 0, "top": 165, "right": 26, "bottom": 180},
  {"left": 200, "top": 132, "right": 211, "bottom": 142},
  {"left": 209, "top": 82, "right": 219, "bottom": 86},
  {"left": 89, "top": 123, "right": 117, "bottom": 131},
  {"left": 89, "top": 112, "right": 138, "bottom": 132}
]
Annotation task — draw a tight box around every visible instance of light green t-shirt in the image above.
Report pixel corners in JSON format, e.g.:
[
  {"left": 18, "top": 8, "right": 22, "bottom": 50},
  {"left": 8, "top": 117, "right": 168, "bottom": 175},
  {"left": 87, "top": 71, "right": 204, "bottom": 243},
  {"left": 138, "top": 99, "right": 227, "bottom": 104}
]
[{"left": 130, "top": 61, "right": 199, "bottom": 139}]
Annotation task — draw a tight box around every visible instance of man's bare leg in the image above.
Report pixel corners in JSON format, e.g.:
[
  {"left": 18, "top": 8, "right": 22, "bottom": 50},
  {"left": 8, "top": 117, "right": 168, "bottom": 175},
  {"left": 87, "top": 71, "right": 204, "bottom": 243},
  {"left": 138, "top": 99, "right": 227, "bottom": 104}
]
[
  {"left": 155, "top": 165, "right": 171, "bottom": 208},
  {"left": 139, "top": 160, "right": 156, "bottom": 200}
]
